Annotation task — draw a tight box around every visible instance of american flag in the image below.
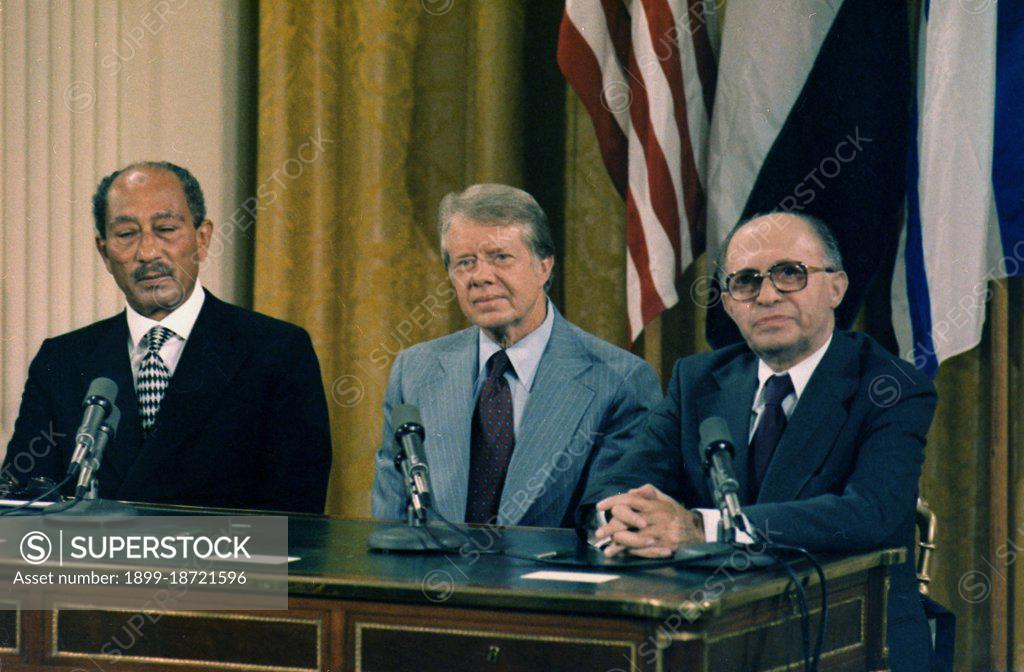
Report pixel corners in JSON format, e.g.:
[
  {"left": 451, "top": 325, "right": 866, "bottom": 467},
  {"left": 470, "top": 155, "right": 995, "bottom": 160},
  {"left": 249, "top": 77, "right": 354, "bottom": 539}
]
[{"left": 558, "top": 0, "right": 718, "bottom": 342}]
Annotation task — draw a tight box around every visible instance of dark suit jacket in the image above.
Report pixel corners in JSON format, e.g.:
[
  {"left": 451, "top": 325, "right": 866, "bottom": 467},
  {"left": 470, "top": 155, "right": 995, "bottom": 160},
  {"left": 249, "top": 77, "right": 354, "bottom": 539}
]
[
  {"left": 2, "top": 293, "right": 332, "bottom": 513},
  {"left": 581, "top": 331, "right": 936, "bottom": 672}
]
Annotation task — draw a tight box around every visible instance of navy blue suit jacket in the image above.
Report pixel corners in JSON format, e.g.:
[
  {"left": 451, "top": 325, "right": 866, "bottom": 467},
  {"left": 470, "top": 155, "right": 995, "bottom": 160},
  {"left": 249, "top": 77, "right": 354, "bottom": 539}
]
[
  {"left": 2, "top": 293, "right": 332, "bottom": 513},
  {"left": 581, "top": 331, "right": 935, "bottom": 672}
]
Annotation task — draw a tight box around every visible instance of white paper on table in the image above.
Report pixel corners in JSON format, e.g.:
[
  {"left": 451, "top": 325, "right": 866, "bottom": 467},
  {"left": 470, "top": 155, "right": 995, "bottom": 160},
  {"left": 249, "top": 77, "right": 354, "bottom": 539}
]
[{"left": 520, "top": 570, "right": 619, "bottom": 584}]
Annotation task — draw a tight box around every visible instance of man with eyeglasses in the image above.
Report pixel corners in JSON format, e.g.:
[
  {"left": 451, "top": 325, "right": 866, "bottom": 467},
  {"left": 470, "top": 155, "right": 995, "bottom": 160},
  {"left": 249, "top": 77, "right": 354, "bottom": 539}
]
[
  {"left": 371, "top": 184, "right": 662, "bottom": 528},
  {"left": 581, "top": 212, "right": 936, "bottom": 671}
]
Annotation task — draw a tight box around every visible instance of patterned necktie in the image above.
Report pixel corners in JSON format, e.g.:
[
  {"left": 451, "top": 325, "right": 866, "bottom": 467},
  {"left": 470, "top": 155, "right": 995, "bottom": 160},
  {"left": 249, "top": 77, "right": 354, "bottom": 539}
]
[
  {"left": 750, "top": 373, "right": 794, "bottom": 500},
  {"left": 465, "top": 350, "right": 516, "bottom": 524},
  {"left": 137, "top": 326, "right": 175, "bottom": 432}
]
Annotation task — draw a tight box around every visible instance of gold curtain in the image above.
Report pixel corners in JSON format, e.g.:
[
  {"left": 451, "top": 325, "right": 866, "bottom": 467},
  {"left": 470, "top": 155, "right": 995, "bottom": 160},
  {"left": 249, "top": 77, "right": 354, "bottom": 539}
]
[
  {"left": 561, "top": 92, "right": 627, "bottom": 347},
  {"left": 255, "top": 0, "right": 527, "bottom": 518}
]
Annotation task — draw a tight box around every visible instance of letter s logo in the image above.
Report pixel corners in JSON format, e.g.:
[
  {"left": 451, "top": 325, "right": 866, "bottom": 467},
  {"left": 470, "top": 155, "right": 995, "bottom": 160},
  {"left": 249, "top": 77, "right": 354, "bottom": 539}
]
[{"left": 20, "top": 532, "right": 52, "bottom": 565}]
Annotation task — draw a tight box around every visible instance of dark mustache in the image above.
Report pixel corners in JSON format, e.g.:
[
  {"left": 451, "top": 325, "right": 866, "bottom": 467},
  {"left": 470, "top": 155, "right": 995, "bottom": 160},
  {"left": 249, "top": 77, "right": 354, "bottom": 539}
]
[{"left": 133, "top": 263, "right": 174, "bottom": 282}]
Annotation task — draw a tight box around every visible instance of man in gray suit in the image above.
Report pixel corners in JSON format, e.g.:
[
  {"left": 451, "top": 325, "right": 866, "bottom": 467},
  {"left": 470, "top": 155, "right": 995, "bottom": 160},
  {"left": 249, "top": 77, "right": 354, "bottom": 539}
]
[{"left": 372, "top": 184, "right": 662, "bottom": 528}]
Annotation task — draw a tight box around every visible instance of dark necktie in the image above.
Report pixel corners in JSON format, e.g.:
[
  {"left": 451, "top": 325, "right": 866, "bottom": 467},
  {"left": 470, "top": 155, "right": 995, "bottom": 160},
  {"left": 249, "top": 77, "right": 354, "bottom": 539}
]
[
  {"left": 138, "top": 326, "right": 175, "bottom": 432},
  {"left": 465, "top": 350, "right": 516, "bottom": 524},
  {"left": 750, "top": 373, "right": 794, "bottom": 499}
]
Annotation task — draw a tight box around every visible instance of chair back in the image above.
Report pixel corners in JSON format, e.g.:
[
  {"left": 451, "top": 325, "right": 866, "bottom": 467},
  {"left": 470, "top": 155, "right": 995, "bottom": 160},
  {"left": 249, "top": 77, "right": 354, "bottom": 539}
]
[{"left": 916, "top": 497, "right": 937, "bottom": 595}]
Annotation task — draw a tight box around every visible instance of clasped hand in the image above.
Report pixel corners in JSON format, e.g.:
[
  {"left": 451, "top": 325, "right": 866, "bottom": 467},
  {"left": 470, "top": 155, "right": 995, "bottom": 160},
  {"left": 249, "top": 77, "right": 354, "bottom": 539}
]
[{"left": 594, "top": 484, "right": 705, "bottom": 558}]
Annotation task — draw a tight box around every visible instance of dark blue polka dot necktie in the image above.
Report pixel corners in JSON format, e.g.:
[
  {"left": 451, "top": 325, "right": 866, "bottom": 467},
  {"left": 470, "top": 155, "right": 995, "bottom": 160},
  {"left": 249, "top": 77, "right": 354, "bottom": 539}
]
[{"left": 465, "top": 350, "right": 516, "bottom": 524}]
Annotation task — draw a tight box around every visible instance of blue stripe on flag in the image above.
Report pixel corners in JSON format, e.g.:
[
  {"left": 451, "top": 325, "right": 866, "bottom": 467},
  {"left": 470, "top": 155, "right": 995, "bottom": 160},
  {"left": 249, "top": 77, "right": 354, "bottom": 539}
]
[
  {"left": 904, "top": 79, "right": 938, "bottom": 378},
  {"left": 994, "top": 0, "right": 1024, "bottom": 268}
]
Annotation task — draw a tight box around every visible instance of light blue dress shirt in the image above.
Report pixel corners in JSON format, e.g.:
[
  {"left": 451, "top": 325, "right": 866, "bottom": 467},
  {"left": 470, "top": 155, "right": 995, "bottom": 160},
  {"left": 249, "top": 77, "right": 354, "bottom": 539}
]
[{"left": 475, "top": 299, "right": 556, "bottom": 440}]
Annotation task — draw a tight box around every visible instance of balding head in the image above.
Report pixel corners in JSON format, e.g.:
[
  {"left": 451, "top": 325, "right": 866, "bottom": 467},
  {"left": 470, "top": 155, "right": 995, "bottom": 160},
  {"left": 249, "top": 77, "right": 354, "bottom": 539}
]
[
  {"left": 719, "top": 212, "right": 849, "bottom": 371},
  {"left": 717, "top": 212, "right": 843, "bottom": 277}
]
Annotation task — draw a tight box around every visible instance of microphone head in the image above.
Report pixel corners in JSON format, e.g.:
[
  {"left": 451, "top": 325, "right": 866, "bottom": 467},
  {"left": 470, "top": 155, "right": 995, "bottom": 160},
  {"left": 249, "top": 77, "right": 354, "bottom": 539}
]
[
  {"left": 393, "top": 404, "right": 423, "bottom": 432},
  {"left": 83, "top": 377, "right": 118, "bottom": 407},
  {"left": 699, "top": 416, "right": 733, "bottom": 452},
  {"left": 392, "top": 405, "right": 426, "bottom": 467},
  {"left": 103, "top": 406, "right": 122, "bottom": 434}
]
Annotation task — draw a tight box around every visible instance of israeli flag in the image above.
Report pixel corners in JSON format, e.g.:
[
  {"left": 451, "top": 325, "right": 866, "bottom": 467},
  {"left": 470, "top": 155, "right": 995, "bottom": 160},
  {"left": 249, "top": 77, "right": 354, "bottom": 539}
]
[{"left": 893, "top": 0, "right": 1023, "bottom": 377}]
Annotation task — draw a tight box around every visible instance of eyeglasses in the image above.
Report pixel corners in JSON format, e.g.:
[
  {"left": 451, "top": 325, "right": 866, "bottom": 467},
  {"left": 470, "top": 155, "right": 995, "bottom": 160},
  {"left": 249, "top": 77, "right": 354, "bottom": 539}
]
[
  {"left": 723, "top": 261, "right": 836, "bottom": 302},
  {"left": 449, "top": 252, "right": 517, "bottom": 279}
]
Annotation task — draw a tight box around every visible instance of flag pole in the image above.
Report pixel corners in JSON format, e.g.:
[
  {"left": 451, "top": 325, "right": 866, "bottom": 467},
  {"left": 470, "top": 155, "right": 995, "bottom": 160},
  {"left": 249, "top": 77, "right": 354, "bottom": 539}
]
[
  {"left": 989, "top": 278, "right": 1010, "bottom": 671},
  {"left": 641, "top": 315, "right": 665, "bottom": 384}
]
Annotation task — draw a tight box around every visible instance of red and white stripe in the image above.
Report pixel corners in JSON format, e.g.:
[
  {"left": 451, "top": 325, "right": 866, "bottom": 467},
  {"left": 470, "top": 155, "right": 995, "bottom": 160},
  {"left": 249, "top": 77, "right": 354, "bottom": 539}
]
[{"left": 559, "top": 0, "right": 717, "bottom": 341}]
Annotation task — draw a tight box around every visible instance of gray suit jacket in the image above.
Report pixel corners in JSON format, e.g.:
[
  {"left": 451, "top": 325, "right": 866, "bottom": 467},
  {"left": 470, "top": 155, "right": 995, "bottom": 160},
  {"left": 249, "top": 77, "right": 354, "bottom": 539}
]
[{"left": 371, "top": 308, "right": 662, "bottom": 527}]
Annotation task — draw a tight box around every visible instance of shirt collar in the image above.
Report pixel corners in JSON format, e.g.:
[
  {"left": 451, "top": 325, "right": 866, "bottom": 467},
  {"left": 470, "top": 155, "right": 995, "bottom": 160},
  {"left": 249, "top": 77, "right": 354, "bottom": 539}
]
[
  {"left": 755, "top": 332, "right": 833, "bottom": 403},
  {"left": 477, "top": 298, "right": 555, "bottom": 392},
  {"left": 126, "top": 280, "right": 206, "bottom": 347}
]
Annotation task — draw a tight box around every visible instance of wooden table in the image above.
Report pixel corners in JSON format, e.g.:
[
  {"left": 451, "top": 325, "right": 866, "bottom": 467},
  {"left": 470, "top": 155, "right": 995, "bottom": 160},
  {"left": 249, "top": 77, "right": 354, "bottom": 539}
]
[{"left": 0, "top": 510, "right": 899, "bottom": 672}]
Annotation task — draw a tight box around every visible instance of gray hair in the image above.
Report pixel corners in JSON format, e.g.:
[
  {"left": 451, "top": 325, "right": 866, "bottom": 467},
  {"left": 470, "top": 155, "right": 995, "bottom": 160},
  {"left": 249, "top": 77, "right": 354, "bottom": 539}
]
[
  {"left": 715, "top": 211, "right": 845, "bottom": 279},
  {"left": 437, "top": 184, "right": 556, "bottom": 289}
]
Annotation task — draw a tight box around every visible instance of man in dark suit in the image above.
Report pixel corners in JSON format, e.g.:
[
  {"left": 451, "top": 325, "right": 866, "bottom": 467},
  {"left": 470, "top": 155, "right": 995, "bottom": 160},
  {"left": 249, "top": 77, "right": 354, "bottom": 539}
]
[
  {"left": 584, "top": 212, "right": 935, "bottom": 671},
  {"left": 372, "top": 184, "right": 662, "bottom": 528},
  {"left": 2, "top": 162, "right": 332, "bottom": 513}
]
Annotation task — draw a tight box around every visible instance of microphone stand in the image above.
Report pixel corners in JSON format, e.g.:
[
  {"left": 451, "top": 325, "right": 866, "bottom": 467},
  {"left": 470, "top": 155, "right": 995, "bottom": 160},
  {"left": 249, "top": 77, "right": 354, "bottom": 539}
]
[
  {"left": 58, "top": 483, "right": 138, "bottom": 517},
  {"left": 57, "top": 414, "right": 137, "bottom": 518},
  {"left": 402, "top": 457, "right": 430, "bottom": 526},
  {"left": 367, "top": 445, "right": 464, "bottom": 553},
  {"left": 702, "top": 439, "right": 744, "bottom": 546},
  {"left": 713, "top": 484, "right": 737, "bottom": 544}
]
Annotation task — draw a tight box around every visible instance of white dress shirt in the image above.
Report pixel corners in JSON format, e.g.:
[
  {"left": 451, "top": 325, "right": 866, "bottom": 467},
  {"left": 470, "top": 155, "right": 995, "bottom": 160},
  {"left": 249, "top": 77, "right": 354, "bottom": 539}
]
[
  {"left": 698, "top": 334, "right": 834, "bottom": 543},
  {"left": 126, "top": 280, "right": 206, "bottom": 385},
  {"left": 475, "top": 299, "right": 555, "bottom": 440}
]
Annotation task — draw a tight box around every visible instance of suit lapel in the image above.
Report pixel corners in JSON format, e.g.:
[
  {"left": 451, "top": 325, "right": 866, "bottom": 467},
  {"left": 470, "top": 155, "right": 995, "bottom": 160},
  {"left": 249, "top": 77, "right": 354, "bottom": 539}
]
[
  {"left": 118, "top": 294, "right": 247, "bottom": 495},
  {"left": 80, "top": 313, "right": 142, "bottom": 488},
  {"left": 757, "top": 334, "right": 858, "bottom": 503},
  {"left": 420, "top": 330, "right": 477, "bottom": 522},
  {"left": 500, "top": 314, "right": 594, "bottom": 526},
  {"left": 695, "top": 353, "right": 759, "bottom": 504}
]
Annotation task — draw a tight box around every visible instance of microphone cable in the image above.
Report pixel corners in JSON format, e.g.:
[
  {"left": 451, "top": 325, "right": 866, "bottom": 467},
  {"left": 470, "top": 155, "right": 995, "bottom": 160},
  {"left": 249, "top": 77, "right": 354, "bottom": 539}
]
[
  {"left": 762, "top": 544, "right": 813, "bottom": 672},
  {"left": 769, "top": 540, "right": 828, "bottom": 672},
  {"left": 395, "top": 503, "right": 490, "bottom": 555},
  {"left": 0, "top": 473, "right": 75, "bottom": 516},
  {"left": 420, "top": 509, "right": 465, "bottom": 551},
  {"left": 421, "top": 506, "right": 544, "bottom": 562},
  {"left": 429, "top": 507, "right": 510, "bottom": 555},
  {"left": 750, "top": 526, "right": 828, "bottom": 672},
  {"left": 30, "top": 492, "right": 86, "bottom": 516}
]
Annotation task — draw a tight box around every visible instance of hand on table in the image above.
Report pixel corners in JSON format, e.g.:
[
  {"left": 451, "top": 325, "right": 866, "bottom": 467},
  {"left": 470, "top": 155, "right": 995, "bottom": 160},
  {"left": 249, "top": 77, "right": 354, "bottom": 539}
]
[{"left": 595, "top": 484, "right": 704, "bottom": 558}]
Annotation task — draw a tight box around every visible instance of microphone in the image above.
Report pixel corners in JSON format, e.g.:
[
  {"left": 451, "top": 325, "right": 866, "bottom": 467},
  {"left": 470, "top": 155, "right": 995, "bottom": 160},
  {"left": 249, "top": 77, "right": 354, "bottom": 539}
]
[
  {"left": 75, "top": 407, "right": 121, "bottom": 497},
  {"left": 392, "top": 404, "right": 433, "bottom": 519},
  {"left": 67, "top": 378, "right": 118, "bottom": 475},
  {"left": 367, "top": 404, "right": 465, "bottom": 552},
  {"left": 698, "top": 417, "right": 745, "bottom": 542}
]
